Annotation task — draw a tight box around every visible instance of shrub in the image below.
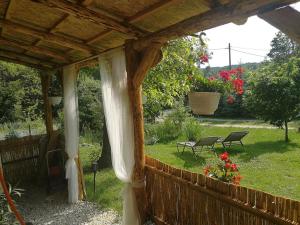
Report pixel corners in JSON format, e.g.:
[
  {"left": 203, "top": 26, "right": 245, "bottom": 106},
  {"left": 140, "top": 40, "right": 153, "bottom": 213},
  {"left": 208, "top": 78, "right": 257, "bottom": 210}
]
[
  {"left": 144, "top": 123, "right": 159, "bottom": 145},
  {"left": 183, "top": 117, "right": 202, "bottom": 141}
]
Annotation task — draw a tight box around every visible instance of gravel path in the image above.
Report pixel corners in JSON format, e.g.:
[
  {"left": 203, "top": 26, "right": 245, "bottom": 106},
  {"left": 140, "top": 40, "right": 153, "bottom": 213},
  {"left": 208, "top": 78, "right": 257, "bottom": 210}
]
[{"left": 18, "top": 186, "right": 121, "bottom": 225}]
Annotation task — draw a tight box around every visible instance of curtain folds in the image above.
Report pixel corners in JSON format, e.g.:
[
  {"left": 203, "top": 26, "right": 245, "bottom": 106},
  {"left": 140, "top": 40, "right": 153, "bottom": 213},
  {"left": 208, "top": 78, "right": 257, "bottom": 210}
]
[
  {"left": 98, "top": 48, "right": 140, "bottom": 225},
  {"left": 63, "top": 64, "right": 79, "bottom": 204}
]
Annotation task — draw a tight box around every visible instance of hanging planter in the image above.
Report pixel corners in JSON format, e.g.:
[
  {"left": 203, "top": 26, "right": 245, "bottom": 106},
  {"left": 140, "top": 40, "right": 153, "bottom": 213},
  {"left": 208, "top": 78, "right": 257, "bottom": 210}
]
[
  {"left": 49, "top": 96, "right": 62, "bottom": 106},
  {"left": 188, "top": 92, "right": 221, "bottom": 115}
]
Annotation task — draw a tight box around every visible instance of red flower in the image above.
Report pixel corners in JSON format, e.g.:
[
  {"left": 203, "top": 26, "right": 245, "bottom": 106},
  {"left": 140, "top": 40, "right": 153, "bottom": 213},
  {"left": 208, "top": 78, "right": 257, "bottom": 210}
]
[
  {"left": 231, "top": 163, "right": 238, "bottom": 172},
  {"left": 225, "top": 163, "right": 231, "bottom": 169},
  {"left": 233, "top": 174, "right": 243, "bottom": 185},
  {"left": 203, "top": 165, "right": 211, "bottom": 176},
  {"left": 220, "top": 152, "right": 229, "bottom": 161},
  {"left": 208, "top": 76, "right": 216, "bottom": 81},
  {"left": 219, "top": 70, "right": 231, "bottom": 81},
  {"left": 200, "top": 54, "right": 209, "bottom": 64},
  {"left": 233, "top": 78, "right": 244, "bottom": 95},
  {"left": 226, "top": 95, "right": 235, "bottom": 104}
]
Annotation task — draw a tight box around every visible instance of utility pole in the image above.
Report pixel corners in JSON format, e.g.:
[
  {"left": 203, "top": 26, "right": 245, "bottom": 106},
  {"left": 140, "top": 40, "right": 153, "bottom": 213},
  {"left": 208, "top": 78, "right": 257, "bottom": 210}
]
[{"left": 228, "top": 43, "right": 232, "bottom": 70}]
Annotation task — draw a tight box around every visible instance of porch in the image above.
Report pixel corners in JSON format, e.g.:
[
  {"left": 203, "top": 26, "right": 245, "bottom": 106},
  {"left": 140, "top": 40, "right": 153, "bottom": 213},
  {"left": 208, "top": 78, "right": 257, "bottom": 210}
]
[{"left": 1, "top": 0, "right": 300, "bottom": 225}]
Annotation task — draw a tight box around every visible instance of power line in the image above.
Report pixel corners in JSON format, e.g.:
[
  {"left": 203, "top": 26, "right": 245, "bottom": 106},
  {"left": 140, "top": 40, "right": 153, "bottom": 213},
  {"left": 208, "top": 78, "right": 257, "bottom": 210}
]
[
  {"left": 231, "top": 46, "right": 269, "bottom": 51},
  {"left": 231, "top": 48, "right": 267, "bottom": 58}
]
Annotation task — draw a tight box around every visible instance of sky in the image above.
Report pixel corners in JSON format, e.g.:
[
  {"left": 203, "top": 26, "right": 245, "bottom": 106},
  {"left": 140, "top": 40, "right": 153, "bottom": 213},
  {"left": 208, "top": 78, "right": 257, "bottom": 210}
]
[{"left": 203, "top": 2, "right": 300, "bottom": 67}]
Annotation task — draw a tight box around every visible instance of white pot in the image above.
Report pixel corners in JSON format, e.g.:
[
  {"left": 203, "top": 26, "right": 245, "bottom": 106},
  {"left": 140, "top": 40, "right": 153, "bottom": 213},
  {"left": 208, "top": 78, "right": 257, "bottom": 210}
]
[
  {"left": 49, "top": 96, "right": 62, "bottom": 106},
  {"left": 188, "top": 92, "right": 221, "bottom": 115}
]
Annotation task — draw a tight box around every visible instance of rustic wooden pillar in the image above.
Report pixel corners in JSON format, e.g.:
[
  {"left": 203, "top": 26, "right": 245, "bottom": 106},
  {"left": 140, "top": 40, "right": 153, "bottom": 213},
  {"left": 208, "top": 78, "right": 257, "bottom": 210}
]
[
  {"left": 41, "top": 72, "right": 53, "bottom": 137},
  {"left": 125, "top": 40, "right": 163, "bottom": 221}
]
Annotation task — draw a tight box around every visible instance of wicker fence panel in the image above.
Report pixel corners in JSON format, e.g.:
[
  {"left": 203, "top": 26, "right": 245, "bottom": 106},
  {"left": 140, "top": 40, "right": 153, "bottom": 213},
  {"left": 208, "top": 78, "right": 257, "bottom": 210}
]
[
  {"left": 0, "top": 135, "right": 44, "bottom": 184},
  {"left": 145, "top": 156, "right": 300, "bottom": 225}
]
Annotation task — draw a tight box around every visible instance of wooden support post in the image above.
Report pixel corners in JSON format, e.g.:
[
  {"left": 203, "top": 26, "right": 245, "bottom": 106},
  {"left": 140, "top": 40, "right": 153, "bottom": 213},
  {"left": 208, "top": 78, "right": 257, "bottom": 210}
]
[
  {"left": 41, "top": 72, "right": 54, "bottom": 138},
  {"left": 125, "top": 40, "right": 163, "bottom": 221}
]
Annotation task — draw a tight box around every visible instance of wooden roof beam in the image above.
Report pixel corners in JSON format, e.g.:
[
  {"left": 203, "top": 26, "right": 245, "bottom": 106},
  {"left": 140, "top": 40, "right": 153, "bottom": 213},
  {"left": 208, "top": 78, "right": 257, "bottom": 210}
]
[
  {"left": 31, "top": 0, "right": 145, "bottom": 37},
  {"left": 0, "top": 37, "right": 69, "bottom": 62},
  {"left": 0, "top": 19, "right": 98, "bottom": 54},
  {"left": 0, "top": 49, "right": 57, "bottom": 68},
  {"left": 259, "top": 6, "right": 300, "bottom": 44},
  {"left": 0, "top": 55, "right": 53, "bottom": 71},
  {"left": 133, "top": 0, "right": 299, "bottom": 50}
]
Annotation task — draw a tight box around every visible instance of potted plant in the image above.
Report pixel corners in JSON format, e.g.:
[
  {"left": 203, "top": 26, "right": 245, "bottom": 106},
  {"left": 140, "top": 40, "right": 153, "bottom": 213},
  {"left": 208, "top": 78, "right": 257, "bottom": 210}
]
[
  {"left": 188, "top": 75, "right": 228, "bottom": 115},
  {"left": 189, "top": 67, "right": 245, "bottom": 115}
]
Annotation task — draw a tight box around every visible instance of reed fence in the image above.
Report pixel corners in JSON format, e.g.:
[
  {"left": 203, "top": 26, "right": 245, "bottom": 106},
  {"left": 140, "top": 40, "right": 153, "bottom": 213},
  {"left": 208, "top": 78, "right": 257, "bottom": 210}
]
[
  {"left": 145, "top": 156, "right": 300, "bottom": 225},
  {"left": 0, "top": 135, "right": 44, "bottom": 184}
]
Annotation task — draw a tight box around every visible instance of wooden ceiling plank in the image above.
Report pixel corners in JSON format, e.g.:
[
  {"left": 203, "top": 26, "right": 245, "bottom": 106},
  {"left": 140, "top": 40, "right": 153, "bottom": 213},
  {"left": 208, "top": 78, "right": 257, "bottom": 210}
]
[
  {"left": 1, "top": 0, "right": 17, "bottom": 36},
  {"left": 0, "top": 19, "right": 98, "bottom": 54},
  {"left": 0, "top": 37, "right": 69, "bottom": 62},
  {"left": 33, "top": 14, "right": 69, "bottom": 47},
  {"left": 86, "top": 0, "right": 184, "bottom": 45},
  {"left": 133, "top": 0, "right": 299, "bottom": 50},
  {"left": 259, "top": 6, "right": 300, "bottom": 44},
  {"left": 31, "top": 0, "right": 145, "bottom": 37},
  {"left": 127, "top": 0, "right": 183, "bottom": 23}
]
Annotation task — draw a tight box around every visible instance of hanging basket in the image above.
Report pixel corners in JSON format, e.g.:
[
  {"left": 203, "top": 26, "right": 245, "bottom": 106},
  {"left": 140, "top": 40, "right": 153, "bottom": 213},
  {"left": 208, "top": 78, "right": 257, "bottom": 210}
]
[
  {"left": 188, "top": 92, "right": 221, "bottom": 115},
  {"left": 49, "top": 96, "right": 62, "bottom": 106}
]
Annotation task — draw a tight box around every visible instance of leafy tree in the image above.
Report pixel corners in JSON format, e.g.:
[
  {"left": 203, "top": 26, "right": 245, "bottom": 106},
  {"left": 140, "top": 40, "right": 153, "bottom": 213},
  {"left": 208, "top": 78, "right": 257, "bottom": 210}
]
[
  {"left": 0, "top": 61, "right": 42, "bottom": 123},
  {"left": 143, "top": 37, "right": 202, "bottom": 122},
  {"left": 244, "top": 58, "right": 300, "bottom": 142},
  {"left": 268, "top": 32, "right": 300, "bottom": 63},
  {"left": 77, "top": 67, "right": 103, "bottom": 137}
]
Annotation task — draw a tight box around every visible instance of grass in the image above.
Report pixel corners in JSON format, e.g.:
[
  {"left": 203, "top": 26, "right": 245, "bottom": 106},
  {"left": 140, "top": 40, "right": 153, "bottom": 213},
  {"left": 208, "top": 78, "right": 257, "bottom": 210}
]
[
  {"left": 146, "top": 126, "right": 300, "bottom": 201},
  {"left": 79, "top": 140, "right": 123, "bottom": 213}
]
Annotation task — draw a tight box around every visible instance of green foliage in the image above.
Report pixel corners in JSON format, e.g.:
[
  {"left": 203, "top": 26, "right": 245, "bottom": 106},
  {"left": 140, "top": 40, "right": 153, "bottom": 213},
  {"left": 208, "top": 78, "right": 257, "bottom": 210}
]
[
  {"left": 0, "top": 184, "right": 23, "bottom": 225},
  {"left": 145, "top": 104, "right": 191, "bottom": 143},
  {"left": 183, "top": 117, "right": 202, "bottom": 141},
  {"left": 143, "top": 37, "right": 202, "bottom": 122},
  {"left": 77, "top": 67, "right": 104, "bottom": 139},
  {"left": 0, "top": 62, "right": 42, "bottom": 123},
  {"left": 191, "top": 74, "right": 230, "bottom": 93},
  {"left": 244, "top": 58, "right": 300, "bottom": 141},
  {"left": 268, "top": 32, "right": 300, "bottom": 63}
]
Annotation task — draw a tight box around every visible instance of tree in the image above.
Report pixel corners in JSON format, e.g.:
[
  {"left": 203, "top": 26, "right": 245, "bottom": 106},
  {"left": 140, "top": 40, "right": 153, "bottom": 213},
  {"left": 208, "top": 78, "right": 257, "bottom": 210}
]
[
  {"left": 143, "top": 37, "right": 202, "bottom": 122},
  {"left": 244, "top": 58, "right": 300, "bottom": 142},
  {"left": 268, "top": 32, "right": 300, "bottom": 63},
  {"left": 0, "top": 61, "right": 43, "bottom": 123}
]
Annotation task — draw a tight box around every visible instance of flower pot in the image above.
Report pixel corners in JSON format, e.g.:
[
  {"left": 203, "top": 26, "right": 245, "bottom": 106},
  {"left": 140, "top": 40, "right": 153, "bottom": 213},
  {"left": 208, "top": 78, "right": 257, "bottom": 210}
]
[
  {"left": 188, "top": 92, "right": 221, "bottom": 115},
  {"left": 49, "top": 96, "right": 62, "bottom": 106}
]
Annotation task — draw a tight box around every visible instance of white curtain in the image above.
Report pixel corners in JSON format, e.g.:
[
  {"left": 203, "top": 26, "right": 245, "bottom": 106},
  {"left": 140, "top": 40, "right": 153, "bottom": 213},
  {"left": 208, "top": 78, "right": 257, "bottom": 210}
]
[
  {"left": 63, "top": 64, "right": 79, "bottom": 204},
  {"left": 98, "top": 48, "right": 140, "bottom": 225}
]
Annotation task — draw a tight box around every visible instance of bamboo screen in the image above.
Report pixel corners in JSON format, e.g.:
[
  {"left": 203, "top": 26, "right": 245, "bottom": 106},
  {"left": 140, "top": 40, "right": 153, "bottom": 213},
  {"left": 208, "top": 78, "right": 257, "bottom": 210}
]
[
  {"left": 145, "top": 156, "right": 300, "bottom": 225},
  {"left": 0, "top": 135, "right": 43, "bottom": 184}
]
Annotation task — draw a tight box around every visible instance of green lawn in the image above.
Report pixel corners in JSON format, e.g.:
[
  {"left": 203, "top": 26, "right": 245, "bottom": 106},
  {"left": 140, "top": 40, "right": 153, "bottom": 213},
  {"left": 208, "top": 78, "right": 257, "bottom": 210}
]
[
  {"left": 80, "top": 125, "right": 300, "bottom": 213},
  {"left": 147, "top": 126, "right": 300, "bottom": 201}
]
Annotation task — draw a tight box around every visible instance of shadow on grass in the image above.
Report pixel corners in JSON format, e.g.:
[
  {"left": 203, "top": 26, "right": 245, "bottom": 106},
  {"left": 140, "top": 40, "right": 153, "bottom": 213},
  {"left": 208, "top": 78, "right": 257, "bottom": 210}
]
[
  {"left": 173, "top": 150, "right": 206, "bottom": 168},
  {"left": 213, "top": 140, "right": 299, "bottom": 162}
]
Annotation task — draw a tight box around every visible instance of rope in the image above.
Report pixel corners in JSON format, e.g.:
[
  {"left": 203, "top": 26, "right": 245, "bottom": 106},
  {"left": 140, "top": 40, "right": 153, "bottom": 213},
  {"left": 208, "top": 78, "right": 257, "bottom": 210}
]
[{"left": 0, "top": 168, "right": 26, "bottom": 225}]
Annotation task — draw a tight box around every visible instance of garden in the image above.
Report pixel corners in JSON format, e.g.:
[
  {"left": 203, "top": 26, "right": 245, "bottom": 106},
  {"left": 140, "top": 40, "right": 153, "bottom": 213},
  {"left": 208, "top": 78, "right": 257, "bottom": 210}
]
[{"left": 1, "top": 31, "right": 300, "bottom": 223}]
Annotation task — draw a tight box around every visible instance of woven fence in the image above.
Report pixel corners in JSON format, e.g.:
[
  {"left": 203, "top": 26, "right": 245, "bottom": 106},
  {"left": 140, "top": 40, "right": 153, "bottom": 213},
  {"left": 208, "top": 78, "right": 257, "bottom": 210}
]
[
  {"left": 0, "top": 135, "right": 44, "bottom": 184},
  {"left": 145, "top": 156, "right": 300, "bottom": 225}
]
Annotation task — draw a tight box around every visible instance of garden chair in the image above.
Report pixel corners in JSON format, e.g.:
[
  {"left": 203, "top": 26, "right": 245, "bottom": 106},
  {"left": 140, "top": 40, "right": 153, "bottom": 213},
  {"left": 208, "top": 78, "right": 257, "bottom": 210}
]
[
  {"left": 177, "top": 136, "right": 220, "bottom": 155},
  {"left": 217, "top": 131, "right": 249, "bottom": 148}
]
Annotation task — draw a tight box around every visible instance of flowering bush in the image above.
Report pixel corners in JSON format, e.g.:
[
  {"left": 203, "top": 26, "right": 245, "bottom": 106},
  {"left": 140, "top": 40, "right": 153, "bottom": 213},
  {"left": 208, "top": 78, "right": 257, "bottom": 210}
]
[{"left": 203, "top": 152, "right": 243, "bottom": 185}]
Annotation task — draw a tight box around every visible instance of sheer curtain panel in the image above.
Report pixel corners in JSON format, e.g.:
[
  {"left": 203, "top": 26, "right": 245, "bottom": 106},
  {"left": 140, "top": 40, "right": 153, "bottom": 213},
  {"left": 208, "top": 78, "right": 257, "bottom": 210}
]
[
  {"left": 98, "top": 48, "right": 140, "bottom": 225},
  {"left": 63, "top": 64, "right": 79, "bottom": 203}
]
